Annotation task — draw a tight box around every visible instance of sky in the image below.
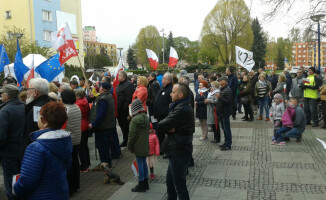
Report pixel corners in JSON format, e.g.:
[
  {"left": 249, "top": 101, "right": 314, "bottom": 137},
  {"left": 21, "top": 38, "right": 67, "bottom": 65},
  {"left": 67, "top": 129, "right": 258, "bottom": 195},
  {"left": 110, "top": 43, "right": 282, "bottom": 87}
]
[{"left": 81, "top": 0, "right": 309, "bottom": 54}]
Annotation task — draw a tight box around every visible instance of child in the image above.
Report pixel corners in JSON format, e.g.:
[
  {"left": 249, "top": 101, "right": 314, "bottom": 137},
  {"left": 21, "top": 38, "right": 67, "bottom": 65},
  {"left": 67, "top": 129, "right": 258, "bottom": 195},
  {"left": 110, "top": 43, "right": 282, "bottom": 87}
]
[
  {"left": 270, "top": 94, "right": 285, "bottom": 141},
  {"left": 147, "top": 123, "right": 160, "bottom": 180},
  {"left": 127, "top": 98, "right": 150, "bottom": 192},
  {"left": 272, "top": 102, "right": 296, "bottom": 146}
]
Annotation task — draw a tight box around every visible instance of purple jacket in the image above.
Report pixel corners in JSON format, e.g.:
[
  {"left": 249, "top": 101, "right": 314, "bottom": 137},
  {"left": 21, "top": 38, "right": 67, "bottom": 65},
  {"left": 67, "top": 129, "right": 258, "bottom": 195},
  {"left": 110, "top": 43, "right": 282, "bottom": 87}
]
[{"left": 282, "top": 107, "right": 295, "bottom": 127}]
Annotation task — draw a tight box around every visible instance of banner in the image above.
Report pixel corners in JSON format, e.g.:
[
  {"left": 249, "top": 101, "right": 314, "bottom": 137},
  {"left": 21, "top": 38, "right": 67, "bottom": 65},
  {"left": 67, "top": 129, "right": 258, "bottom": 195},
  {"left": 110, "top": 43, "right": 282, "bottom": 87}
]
[{"left": 235, "top": 46, "right": 255, "bottom": 71}]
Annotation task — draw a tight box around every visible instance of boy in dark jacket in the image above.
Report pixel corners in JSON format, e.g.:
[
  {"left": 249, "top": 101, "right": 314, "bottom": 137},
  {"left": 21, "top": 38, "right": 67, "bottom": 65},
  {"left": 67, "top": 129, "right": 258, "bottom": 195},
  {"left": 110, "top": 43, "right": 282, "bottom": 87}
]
[{"left": 128, "top": 98, "right": 150, "bottom": 192}]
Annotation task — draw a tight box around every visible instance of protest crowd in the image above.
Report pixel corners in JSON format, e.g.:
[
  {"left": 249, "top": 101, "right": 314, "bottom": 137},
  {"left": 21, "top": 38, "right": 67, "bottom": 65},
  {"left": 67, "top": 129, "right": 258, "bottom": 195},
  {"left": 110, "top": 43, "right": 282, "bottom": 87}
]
[{"left": 1, "top": 63, "right": 326, "bottom": 200}]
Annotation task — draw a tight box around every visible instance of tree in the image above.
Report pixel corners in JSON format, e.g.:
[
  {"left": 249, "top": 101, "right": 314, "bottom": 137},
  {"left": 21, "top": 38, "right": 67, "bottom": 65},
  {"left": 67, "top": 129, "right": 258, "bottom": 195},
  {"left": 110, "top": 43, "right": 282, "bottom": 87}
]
[
  {"left": 84, "top": 47, "right": 113, "bottom": 70},
  {"left": 136, "top": 25, "right": 160, "bottom": 66},
  {"left": 276, "top": 47, "right": 285, "bottom": 69},
  {"left": 289, "top": 28, "right": 301, "bottom": 43},
  {"left": 127, "top": 46, "right": 137, "bottom": 70},
  {"left": 165, "top": 31, "right": 175, "bottom": 62},
  {"left": 0, "top": 26, "right": 52, "bottom": 62},
  {"left": 251, "top": 18, "right": 267, "bottom": 69},
  {"left": 200, "top": 0, "right": 253, "bottom": 65}
]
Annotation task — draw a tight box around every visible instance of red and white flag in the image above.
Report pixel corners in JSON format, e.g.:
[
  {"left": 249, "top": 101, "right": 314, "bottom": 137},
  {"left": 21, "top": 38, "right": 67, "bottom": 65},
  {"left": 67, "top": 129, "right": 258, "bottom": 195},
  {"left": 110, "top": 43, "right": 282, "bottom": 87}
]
[
  {"left": 26, "top": 55, "right": 34, "bottom": 88},
  {"left": 51, "top": 23, "right": 78, "bottom": 65},
  {"left": 113, "top": 59, "right": 124, "bottom": 117},
  {"left": 131, "top": 160, "right": 138, "bottom": 177},
  {"left": 303, "top": 78, "right": 310, "bottom": 84},
  {"left": 168, "top": 47, "right": 178, "bottom": 68},
  {"left": 145, "top": 49, "right": 158, "bottom": 70}
]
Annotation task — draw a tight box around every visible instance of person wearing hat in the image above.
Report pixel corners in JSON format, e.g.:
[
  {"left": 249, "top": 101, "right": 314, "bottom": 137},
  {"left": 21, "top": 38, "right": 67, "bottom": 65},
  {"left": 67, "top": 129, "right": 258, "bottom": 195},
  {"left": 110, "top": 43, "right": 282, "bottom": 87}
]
[
  {"left": 216, "top": 76, "right": 233, "bottom": 151},
  {"left": 127, "top": 98, "right": 150, "bottom": 192},
  {"left": 300, "top": 67, "right": 322, "bottom": 127},
  {"left": 89, "top": 81, "right": 117, "bottom": 171},
  {"left": 0, "top": 84, "right": 25, "bottom": 200}
]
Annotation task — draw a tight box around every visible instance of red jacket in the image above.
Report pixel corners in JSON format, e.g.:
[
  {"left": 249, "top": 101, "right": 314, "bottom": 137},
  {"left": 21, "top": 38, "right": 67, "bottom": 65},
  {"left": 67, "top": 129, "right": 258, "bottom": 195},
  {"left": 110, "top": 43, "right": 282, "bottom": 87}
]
[
  {"left": 76, "top": 97, "right": 90, "bottom": 132},
  {"left": 132, "top": 85, "right": 148, "bottom": 112},
  {"left": 149, "top": 132, "right": 160, "bottom": 156}
]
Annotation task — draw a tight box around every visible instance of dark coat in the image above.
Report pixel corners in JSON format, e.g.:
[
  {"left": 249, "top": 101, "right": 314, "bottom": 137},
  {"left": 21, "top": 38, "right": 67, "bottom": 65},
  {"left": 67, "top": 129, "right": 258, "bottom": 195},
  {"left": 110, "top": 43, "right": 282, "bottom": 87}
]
[
  {"left": 285, "top": 73, "right": 292, "bottom": 94},
  {"left": 0, "top": 99, "right": 25, "bottom": 158},
  {"left": 227, "top": 74, "right": 238, "bottom": 96},
  {"left": 23, "top": 95, "right": 50, "bottom": 154},
  {"left": 240, "top": 81, "right": 252, "bottom": 103},
  {"left": 116, "top": 79, "right": 135, "bottom": 112},
  {"left": 158, "top": 98, "right": 194, "bottom": 157},
  {"left": 14, "top": 129, "right": 72, "bottom": 200},
  {"left": 216, "top": 86, "right": 233, "bottom": 118},
  {"left": 188, "top": 88, "right": 195, "bottom": 110},
  {"left": 267, "top": 74, "right": 278, "bottom": 90},
  {"left": 195, "top": 90, "right": 208, "bottom": 119},
  {"left": 250, "top": 73, "right": 259, "bottom": 97},
  {"left": 147, "top": 78, "right": 160, "bottom": 116},
  {"left": 153, "top": 83, "right": 173, "bottom": 121}
]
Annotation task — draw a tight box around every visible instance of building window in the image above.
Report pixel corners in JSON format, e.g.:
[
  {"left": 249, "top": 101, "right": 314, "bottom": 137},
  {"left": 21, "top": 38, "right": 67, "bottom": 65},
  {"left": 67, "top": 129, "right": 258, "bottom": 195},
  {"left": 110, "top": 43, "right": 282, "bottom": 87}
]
[
  {"left": 298, "top": 60, "right": 301, "bottom": 63},
  {"left": 303, "top": 50, "right": 306, "bottom": 53},
  {"left": 298, "top": 55, "right": 301, "bottom": 58},
  {"left": 303, "top": 45, "right": 306, "bottom": 48},
  {"left": 42, "top": 10, "right": 52, "bottom": 21},
  {"left": 5, "top": 11, "right": 11, "bottom": 19},
  {"left": 298, "top": 45, "right": 302, "bottom": 48},
  {"left": 6, "top": 31, "right": 13, "bottom": 39},
  {"left": 299, "top": 50, "right": 301, "bottom": 53},
  {"left": 303, "top": 55, "right": 306, "bottom": 57},
  {"left": 43, "top": 31, "right": 51, "bottom": 41}
]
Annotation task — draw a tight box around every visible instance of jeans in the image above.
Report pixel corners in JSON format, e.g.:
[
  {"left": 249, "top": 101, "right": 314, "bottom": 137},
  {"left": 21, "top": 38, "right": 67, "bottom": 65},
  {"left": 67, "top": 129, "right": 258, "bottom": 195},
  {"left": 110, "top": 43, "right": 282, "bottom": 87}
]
[
  {"left": 95, "top": 129, "right": 116, "bottom": 167},
  {"left": 221, "top": 117, "right": 232, "bottom": 147},
  {"left": 67, "top": 145, "right": 80, "bottom": 195},
  {"left": 275, "top": 126, "right": 291, "bottom": 142},
  {"left": 1, "top": 157, "right": 20, "bottom": 200},
  {"left": 304, "top": 98, "right": 318, "bottom": 124},
  {"left": 232, "top": 94, "right": 237, "bottom": 118},
  {"left": 136, "top": 156, "right": 148, "bottom": 181},
  {"left": 285, "top": 128, "right": 303, "bottom": 138},
  {"left": 243, "top": 102, "right": 253, "bottom": 118},
  {"left": 166, "top": 156, "right": 190, "bottom": 200},
  {"left": 109, "top": 128, "right": 121, "bottom": 159},
  {"left": 235, "top": 93, "right": 242, "bottom": 112},
  {"left": 78, "top": 131, "right": 90, "bottom": 170},
  {"left": 258, "top": 96, "right": 270, "bottom": 117}
]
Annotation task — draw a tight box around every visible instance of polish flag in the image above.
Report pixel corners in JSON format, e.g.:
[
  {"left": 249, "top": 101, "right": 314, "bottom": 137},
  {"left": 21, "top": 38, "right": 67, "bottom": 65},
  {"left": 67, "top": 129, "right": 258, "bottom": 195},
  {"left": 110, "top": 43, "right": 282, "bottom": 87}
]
[
  {"left": 168, "top": 47, "right": 178, "bottom": 68},
  {"left": 131, "top": 160, "right": 138, "bottom": 176},
  {"left": 145, "top": 49, "right": 158, "bottom": 70},
  {"left": 51, "top": 23, "right": 78, "bottom": 65},
  {"left": 113, "top": 59, "right": 124, "bottom": 117},
  {"left": 26, "top": 55, "right": 35, "bottom": 88},
  {"left": 303, "top": 78, "right": 310, "bottom": 84}
]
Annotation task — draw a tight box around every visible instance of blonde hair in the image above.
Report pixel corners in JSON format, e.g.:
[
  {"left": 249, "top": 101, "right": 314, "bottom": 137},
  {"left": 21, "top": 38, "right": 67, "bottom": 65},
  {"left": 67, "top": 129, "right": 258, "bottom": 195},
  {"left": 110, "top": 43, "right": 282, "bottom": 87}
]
[
  {"left": 49, "top": 82, "right": 59, "bottom": 94},
  {"left": 138, "top": 76, "right": 149, "bottom": 87},
  {"left": 259, "top": 74, "right": 266, "bottom": 80},
  {"left": 278, "top": 74, "right": 286, "bottom": 83},
  {"left": 211, "top": 81, "right": 220, "bottom": 89},
  {"left": 75, "top": 89, "right": 86, "bottom": 99}
]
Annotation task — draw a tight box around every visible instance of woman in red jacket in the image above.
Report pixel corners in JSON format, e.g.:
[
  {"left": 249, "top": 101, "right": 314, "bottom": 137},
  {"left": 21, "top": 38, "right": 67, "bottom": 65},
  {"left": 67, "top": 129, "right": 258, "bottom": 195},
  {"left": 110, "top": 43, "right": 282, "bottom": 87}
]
[
  {"left": 75, "top": 89, "right": 91, "bottom": 172},
  {"left": 132, "top": 76, "right": 148, "bottom": 112}
]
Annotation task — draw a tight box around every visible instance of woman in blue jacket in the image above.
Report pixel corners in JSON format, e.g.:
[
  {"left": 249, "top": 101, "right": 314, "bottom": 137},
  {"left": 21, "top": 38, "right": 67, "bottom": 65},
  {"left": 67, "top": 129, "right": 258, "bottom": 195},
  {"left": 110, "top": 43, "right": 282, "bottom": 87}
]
[{"left": 14, "top": 102, "right": 72, "bottom": 200}]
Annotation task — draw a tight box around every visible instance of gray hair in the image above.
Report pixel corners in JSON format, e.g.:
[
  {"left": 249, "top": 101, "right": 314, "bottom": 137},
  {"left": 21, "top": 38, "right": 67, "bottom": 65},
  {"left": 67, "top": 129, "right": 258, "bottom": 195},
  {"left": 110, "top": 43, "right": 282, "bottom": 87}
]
[
  {"left": 29, "top": 78, "right": 49, "bottom": 95},
  {"left": 60, "top": 82, "right": 71, "bottom": 91},
  {"left": 164, "top": 73, "right": 173, "bottom": 82},
  {"left": 48, "top": 92, "right": 59, "bottom": 101},
  {"left": 75, "top": 88, "right": 86, "bottom": 99},
  {"left": 119, "top": 70, "right": 128, "bottom": 79},
  {"left": 179, "top": 76, "right": 190, "bottom": 86}
]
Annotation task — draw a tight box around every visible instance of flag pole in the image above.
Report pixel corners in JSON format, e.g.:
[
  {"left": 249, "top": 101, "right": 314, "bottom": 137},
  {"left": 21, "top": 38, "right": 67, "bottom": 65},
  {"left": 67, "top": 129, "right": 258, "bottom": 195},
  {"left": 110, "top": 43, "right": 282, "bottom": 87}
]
[
  {"left": 76, "top": 55, "right": 89, "bottom": 88},
  {"left": 7, "top": 65, "right": 11, "bottom": 77}
]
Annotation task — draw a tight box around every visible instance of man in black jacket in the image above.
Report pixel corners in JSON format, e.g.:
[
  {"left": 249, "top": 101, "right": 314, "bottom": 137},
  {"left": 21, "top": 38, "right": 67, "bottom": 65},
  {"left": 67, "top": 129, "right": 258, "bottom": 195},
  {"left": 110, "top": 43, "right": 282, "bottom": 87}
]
[
  {"left": 0, "top": 84, "right": 25, "bottom": 200},
  {"left": 23, "top": 78, "right": 50, "bottom": 154},
  {"left": 116, "top": 71, "right": 135, "bottom": 147},
  {"left": 147, "top": 72, "right": 160, "bottom": 130},
  {"left": 226, "top": 67, "right": 238, "bottom": 120},
  {"left": 158, "top": 83, "right": 194, "bottom": 200},
  {"left": 216, "top": 76, "right": 233, "bottom": 151},
  {"left": 154, "top": 73, "right": 173, "bottom": 145},
  {"left": 267, "top": 70, "right": 278, "bottom": 91}
]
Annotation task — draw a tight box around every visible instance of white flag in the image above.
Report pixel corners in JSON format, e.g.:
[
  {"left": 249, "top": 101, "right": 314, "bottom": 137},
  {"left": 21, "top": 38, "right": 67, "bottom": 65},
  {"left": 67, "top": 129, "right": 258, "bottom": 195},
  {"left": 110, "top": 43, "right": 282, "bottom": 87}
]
[{"left": 235, "top": 46, "right": 255, "bottom": 71}]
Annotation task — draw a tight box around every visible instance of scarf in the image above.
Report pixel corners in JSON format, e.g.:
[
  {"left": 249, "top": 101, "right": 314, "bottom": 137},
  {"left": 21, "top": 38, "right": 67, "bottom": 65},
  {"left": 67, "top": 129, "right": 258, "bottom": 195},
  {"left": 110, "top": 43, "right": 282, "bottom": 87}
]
[
  {"left": 197, "top": 87, "right": 209, "bottom": 96},
  {"left": 207, "top": 89, "right": 220, "bottom": 99},
  {"left": 169, "top": 97, "right": 189, "bottom": 113},
  {"left": 259, "top": 80, "right": 267, "bottom": 86}
]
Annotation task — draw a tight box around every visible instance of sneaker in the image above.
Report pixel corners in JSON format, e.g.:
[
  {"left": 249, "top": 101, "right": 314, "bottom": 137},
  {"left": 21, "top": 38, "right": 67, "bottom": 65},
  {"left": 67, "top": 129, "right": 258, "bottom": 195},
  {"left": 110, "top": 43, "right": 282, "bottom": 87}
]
[
  {"left": 296, "top": 137, "right": 302, "bottom": 143},
  {"left": 278, "top": 142, "right": 286, "bottom": 146},
  {"left": 220, "top": 146, "right": 231, "bottom": 151},
  {"left": 199, "top": 137, "right": 207, "bottom": 141},
  {"left": 219, "top": 144, "right": 226, "bottom": 148},
  {"left": 271, "top": 141, "right": 277, "bottom": 145},
  {"left": 150, "top": 174, "right": 155, "bottom": 180},
  {"left": 248, "top": 118, "right": 254, "bottom": 122}
]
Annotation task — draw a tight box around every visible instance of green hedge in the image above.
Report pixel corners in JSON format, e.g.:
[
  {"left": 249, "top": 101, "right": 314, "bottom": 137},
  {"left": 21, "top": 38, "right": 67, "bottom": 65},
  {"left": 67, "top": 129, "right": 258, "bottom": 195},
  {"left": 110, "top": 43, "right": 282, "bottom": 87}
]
[{"left": 64, "top": 64, "right": 84, "bottom": 79}]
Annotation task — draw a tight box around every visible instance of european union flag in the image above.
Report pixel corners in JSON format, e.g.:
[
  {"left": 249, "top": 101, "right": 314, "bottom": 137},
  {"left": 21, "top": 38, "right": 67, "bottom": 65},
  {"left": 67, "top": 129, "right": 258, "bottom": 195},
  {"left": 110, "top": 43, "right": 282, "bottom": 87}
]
[
  {"left": 14, "top": 40, "right": 29, "bottom": 85},
  {"left": 35, "top": 54, "right": 64, "bottom": 82},
  {"left": 0, "top": 44, "right": 10, "bottom": 72}
]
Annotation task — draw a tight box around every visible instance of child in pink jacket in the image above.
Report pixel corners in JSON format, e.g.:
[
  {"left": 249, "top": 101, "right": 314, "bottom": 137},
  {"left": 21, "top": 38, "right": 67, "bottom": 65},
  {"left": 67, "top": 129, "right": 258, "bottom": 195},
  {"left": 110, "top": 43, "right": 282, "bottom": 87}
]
[{"left": 147, "top": 123, "right": 160, "bottom": 179}]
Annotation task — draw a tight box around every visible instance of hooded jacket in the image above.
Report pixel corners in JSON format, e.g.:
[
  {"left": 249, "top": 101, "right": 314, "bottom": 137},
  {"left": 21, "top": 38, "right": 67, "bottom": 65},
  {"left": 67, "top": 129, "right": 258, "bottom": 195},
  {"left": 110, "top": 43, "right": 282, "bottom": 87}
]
[
  {"left": 282, "top": 106, "right": 296, "bottom": 128},
  {"left": 127, "top": 112, "right": 150, "bottom": 157},
  {"left": 14, "top": 129, "right": 72, "bottom": 200},
  {"left": 75, "top": 97, "right": 90, "bottom": 132},
  {"left": 149, "top": 132, "right": 160, "bottom": 156}
]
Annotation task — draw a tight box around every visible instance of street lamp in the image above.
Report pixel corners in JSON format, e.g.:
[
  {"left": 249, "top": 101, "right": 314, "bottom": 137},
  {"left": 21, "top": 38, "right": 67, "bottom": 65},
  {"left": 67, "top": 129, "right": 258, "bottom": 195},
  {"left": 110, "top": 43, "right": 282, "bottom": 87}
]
[
  {"left": 310, "top": 14, "right": 325, "bottom": 72},
  {"left": 12, "top": 33, "right": 23, "bottom": 40},
  {"left": 160, "top": 29, "right": 165, "bottom": 64}
]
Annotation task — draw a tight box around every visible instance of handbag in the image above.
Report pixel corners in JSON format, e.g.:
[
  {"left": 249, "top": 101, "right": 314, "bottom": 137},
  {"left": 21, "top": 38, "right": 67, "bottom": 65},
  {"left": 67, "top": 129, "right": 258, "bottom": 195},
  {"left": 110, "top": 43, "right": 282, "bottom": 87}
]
[{"left": 240, "top": 96, "right": 249, "bottom": 104}]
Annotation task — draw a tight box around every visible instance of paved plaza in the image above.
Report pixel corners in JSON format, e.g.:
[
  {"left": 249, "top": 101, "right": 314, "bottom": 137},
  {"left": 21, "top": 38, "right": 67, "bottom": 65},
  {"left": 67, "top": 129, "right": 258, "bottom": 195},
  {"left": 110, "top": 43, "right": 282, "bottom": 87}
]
[{"left": 2, "top": 111, "right": 326, "bottom": 199}]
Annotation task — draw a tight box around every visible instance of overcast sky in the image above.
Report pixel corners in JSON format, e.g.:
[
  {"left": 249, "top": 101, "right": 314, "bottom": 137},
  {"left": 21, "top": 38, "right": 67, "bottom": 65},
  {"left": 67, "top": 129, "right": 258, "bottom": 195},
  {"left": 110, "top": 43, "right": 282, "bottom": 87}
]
[{"left": 81, "top": 0, "right": 308, "bottom": 53}]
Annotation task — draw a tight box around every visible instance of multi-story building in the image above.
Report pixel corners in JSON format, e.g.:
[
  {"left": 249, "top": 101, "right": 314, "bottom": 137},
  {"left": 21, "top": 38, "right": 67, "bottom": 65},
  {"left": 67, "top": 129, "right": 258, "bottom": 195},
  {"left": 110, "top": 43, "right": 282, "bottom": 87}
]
[
  {"left": 0, "top": 0, "right": 84, "bottom": 67},
  {"left": 292, "top": 42, "right": 326, "bottom": 68},
  {"left": 83, "top": 41, "right": 117, "bottom": 65},
  {"left": 83, "top": 26, "right": 97, "bottom": 42}
]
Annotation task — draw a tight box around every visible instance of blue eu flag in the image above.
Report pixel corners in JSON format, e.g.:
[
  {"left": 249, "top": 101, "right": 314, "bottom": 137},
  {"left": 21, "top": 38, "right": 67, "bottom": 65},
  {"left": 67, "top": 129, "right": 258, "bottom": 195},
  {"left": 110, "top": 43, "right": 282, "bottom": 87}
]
[
  {"left": 0, "top": 44, "right": 10, "bottom": 72},
  {"left": 35, "top": 54, "right": 64, "bottom": 82},
  {"left": 14, "top": 40, "right": 30, "bottom": 85}
]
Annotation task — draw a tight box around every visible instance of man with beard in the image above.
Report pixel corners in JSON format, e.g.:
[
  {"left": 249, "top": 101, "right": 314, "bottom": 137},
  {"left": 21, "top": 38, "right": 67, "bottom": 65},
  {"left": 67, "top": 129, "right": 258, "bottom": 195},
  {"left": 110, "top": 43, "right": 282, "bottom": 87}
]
[{"left": 22, "top": 78, "right": 50, "bottom": 154}]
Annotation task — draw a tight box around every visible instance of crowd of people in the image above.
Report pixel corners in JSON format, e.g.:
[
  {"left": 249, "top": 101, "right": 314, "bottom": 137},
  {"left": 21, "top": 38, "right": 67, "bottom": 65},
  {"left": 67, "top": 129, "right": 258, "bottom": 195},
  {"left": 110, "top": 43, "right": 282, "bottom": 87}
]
[{"left": 0, "top": 64, "right": 324, "bottom": 199}]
